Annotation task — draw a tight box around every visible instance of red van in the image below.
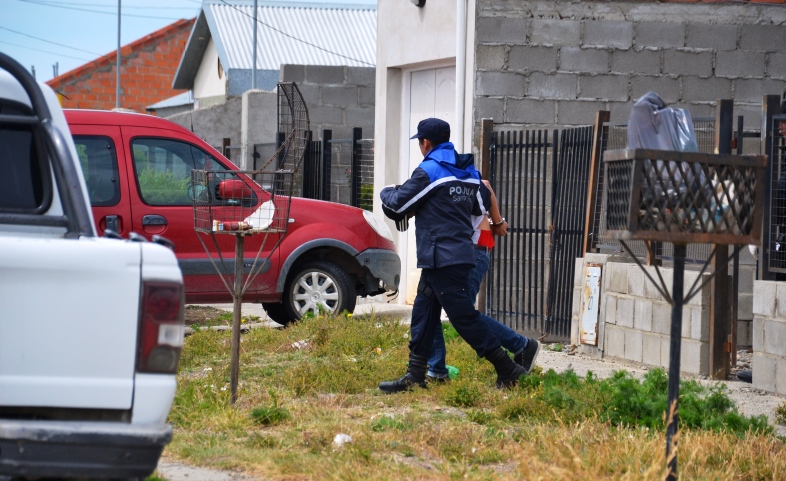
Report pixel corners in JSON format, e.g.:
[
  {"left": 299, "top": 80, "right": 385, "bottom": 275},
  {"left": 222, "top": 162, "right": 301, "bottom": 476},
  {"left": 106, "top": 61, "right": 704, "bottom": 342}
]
[{"left": 65, "top": 110, "right": 400, "bottom": 324}]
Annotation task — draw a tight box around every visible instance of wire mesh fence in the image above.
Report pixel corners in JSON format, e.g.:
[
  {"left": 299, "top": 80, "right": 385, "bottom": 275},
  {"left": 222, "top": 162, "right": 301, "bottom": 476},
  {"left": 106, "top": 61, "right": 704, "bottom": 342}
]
[{"left": 768, "top": 114, "right": 786, "bottom": 274}]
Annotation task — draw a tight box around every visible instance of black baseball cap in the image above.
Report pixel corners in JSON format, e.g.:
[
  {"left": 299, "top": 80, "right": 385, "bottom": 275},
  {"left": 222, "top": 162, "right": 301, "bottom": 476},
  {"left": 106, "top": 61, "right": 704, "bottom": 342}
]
[{"left": 410, "top": 118, "right": 451, "bottom": 141}]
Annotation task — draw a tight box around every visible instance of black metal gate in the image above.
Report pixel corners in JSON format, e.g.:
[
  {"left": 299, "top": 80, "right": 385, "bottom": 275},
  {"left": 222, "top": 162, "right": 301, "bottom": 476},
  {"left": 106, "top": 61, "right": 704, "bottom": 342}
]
[{"left": 486, "top": 127, "right": 593, "bottom": 341}]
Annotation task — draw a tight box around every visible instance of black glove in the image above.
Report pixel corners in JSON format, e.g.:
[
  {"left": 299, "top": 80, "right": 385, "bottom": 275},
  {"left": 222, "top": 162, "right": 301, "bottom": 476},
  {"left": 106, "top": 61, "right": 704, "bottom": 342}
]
[{"left": 381, "top": 204, "right": 409, "bottom": 232}]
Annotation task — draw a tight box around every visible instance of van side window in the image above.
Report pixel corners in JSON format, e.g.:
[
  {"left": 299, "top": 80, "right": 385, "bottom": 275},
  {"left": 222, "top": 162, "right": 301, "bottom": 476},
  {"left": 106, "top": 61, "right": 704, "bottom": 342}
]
[
  {"left": 73, "top": 136, "right": 120, "bottom": 207},
  {"left": 0, "top": 101, "right": 50, "bottom": 213},
  {"left": 131, "top": 138, "right": 228, "bottom": 206}
]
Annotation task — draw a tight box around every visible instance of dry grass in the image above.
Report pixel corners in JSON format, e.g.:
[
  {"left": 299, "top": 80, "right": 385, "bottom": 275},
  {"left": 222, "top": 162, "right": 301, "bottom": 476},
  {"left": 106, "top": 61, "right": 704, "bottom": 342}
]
[{"left": 165, "top": 312, "right": 786, "bottom": 481}]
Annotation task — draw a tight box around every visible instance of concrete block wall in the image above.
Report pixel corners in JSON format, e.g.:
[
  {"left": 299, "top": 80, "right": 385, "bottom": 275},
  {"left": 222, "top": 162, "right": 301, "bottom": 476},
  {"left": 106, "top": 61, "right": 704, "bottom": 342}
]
[
  {"left": 280, "top": 64, "right": 375, "bottom": 141},
  {"left": 752, "top": 280, "right": 786, "bottom": 395},
  {"left": 572, "top": 255, "right": 714, "bottom": 375},
  {"left": 474, "top": 1, "right": 786, "bottom": 136}
]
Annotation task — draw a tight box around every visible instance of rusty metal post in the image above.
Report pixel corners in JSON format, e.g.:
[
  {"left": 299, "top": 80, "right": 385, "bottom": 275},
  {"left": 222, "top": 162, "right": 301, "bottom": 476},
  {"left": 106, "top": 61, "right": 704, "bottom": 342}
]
[
  {"left": 583, "top": 110, "right": 610, "bottom": 255},
  {"left": 230, "top": 233, "right": 244, "bottom": 405},
  {"left": 477, "top": 118, "right": 493, "bottom": 314},
  {"left": 709, "top": 99, "right": 733, "bottom": 380}
]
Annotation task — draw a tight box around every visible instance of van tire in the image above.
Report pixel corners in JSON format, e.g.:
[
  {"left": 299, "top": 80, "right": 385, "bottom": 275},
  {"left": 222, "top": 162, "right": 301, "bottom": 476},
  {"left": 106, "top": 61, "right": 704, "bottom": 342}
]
[
  {"left": 283, "top": 260, "right": 357, "bottom": 321},
  {"left": 261, "top": 301, "right": 293, "bottom": 326}
]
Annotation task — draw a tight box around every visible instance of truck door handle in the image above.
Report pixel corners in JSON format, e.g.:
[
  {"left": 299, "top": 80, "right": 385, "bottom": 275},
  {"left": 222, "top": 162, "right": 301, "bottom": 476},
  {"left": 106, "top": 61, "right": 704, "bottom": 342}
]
[
  {"left": 105, "top": 215, "right": 120, "bottom": 233},
  {"left": 142, "top": 215, "right": 168, "bottom": 226}
]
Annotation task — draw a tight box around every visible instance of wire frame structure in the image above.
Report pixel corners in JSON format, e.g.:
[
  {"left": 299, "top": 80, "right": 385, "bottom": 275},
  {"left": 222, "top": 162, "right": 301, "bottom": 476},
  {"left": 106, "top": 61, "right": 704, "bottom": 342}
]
[
  {"left": 603, "top": 149, "right": 766, "bottom": 245},
  {"left": 192, "top": 169, "right": 294, "bottom": 290},
  {"left": 255, "top": 82, "right": 310, "bottom": 174}
]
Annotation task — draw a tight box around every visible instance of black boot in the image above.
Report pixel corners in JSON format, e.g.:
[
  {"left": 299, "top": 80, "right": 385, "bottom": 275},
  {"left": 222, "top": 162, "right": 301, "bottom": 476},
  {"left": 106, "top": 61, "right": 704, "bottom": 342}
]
[
  {"left": 379, "top": 353, "right": 428, "bottom": 393},
  {"left": 485, "top": 347, "right": 526, "bottom": 389}
]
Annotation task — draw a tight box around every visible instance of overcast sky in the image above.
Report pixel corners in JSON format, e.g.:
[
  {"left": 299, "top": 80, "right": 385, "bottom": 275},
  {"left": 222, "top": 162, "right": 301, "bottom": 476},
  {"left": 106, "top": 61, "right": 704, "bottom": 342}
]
[{"left": 1, "top": 0, "right": 376, "bottom": 82}]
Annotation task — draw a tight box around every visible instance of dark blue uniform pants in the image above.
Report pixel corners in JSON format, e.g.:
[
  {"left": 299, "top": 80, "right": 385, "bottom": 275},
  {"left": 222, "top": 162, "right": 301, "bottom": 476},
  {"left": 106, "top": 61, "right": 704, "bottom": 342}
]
[{"left": 409, "top": 263, "right": 501, "bottom": 359}]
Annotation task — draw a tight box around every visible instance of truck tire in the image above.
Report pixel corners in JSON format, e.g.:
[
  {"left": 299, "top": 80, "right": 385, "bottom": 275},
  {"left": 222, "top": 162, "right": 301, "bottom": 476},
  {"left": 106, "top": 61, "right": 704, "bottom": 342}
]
[{"left": 282, "top": 260, "right": 357, "bottom": 322}]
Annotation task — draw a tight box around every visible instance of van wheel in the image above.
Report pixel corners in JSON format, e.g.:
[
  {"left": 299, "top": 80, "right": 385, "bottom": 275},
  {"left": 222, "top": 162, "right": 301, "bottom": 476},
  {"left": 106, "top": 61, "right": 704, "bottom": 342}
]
[
  {"left": 261, "top": 301, "right": 293, "bottom": 326},
  {"left": 283, "top": 260, "right": 357, "bottom": 321}
]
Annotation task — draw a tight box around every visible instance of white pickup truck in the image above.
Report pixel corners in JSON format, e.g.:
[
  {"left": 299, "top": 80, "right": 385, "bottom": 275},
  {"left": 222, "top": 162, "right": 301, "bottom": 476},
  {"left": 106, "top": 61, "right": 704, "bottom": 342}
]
[{"left": 0, "top": 53, "right": 184, "bottom": 480}]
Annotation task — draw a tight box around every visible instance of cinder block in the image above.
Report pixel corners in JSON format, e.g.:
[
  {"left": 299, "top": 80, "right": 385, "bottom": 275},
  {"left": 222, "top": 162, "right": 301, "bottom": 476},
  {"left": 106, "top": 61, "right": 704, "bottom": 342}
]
[
  {"left": 607, "top": 262, "right": 629, "bottom": 294},
  {"left": 344, "top": 107, "right": 373, "bottom": 127},
  {"left": 505, "top": 98, "right": 555, "bottom": 124},
  {"left": 280, "top": 64, "right": 306, "bottom": 83},
  {"left": 477, "top": 17, "right": 529, "bottom": 44},
  {"left": 531, "top": 19, "right": 580, "bottom": 46},
  {"left": 617, "top": 297, "right": 634, "bottom": 328},
  {"left": 631, "top": 76, "right": 680, "bottom": 104},
  {"left": 306, "top": 65, "right": 345, "bottom": 84},
  {"left": 686, "top": 23, "right": 738, "bottom": 51},
  {"left": 602, "top": 295, "right": 617, "bottom": 325},
  {"left": 753, "top": 316, "right": 765, "bottom": 352},
  {"left": 653, "top": 302, "right": 672, "bottom": 335},
  {"left": 681, "top": 306, "right": 691, "bottom": 338},
  {"left": 664, "top": 51, "right": 712, "bottom": 78},
  {"left": 737, "top": 319, "right": 752, "bottom": 349},
  {"left": 674, "top": 102, "right": 714, "bottom": 118},
  {"left": 690, "top": 306, "right": 709, "bottom": 342},
  {"left": 683, "top": 270, "right": 710, "bottom": 307},
  {"left": 627, "top": 265, "right": 645, "bottom": 297},
  {"left": 308, "top": 105, "right": 344, "bottom": 124},
  {"left": 634, "top": 299, "right": 653, "bottom": 332},
  {"left": 740, "top": 24, "right": 786, "bottom": 52},
  {"left": 661, "top": 337, "right": 671, "bottom": 369},
  {"left": 609, "top": 101, "right": 634, "bottom": 122},
  {"left": 476, "top": 71, "right": 526, "bottom": 97},
  {"left": 605, "top": 325, "right": 625, "bottom": 358},
  {"left": 752, "top": 353, "right": 777, "bottom": 392},
  {"left": 635, "top": 22, "right": 685, "bottom": 49},
  {"left": 346, "top": 67, "right": 375, "bottom": 86},
  {"left": 777, "top": 283, "right": 786, "bottom": 319},
  {"left": 527, "top": 72, "right": 577, "bottom": 100},
  {"left": 508, "top": 45, "right": 557, "bottom": 72},
  {"left": 738, "top": 265, "right": 755, "bottom": 295},
  {"left": 625, "top": 329, "right": 643, "bottom": 363},
  {"left": 642, "top": 332, "right": 661, "bottom": 367},
  {"left": 753, "top": 280, "right": 777, "bottom": 317},
  {"left": 643, "top": 266, "right": 668, "bottom": 301},
  {"left": 579, "top": 74, "right": 628, "bottom": 101},
  {"left": 611, "top": 49, "right": 661, "bottom": 75},
  {"left": 738, "top": 293, "right": 753, "bottom": 321},
  {"left": 776, "top": 358, "right": 786, "bottom": 396},
  {"left": 474, "top": 97, "right": 504, "bottom": 123},
  {"left": 358, "top": 86, "right": 375, "bottom": 106},
  {"left": 556, "top": 100, "right": 606, "bottom": 125},
  {"left": 716, "top": 51, "right": 766, "bottom": 79},
  {"left": 477, "top": 45, "right": 507, "bottom": 70},
  {"left": 560, "top": 47, "right": 609, "bottom": 74},
  {"left": 768, "top": 53, "right": 786, "bottom": 80},
  {"left": 583, "top": 20, "right": 634, "bottom": 49},
  {"left": 574, "top": 258, "right": 584, "bottom": 288},
  {"left": 764, "top": 318, "right": 786, "bottom": 357},
  {"left": 680, "top": 339, "right": 709, "bottom": 375},
  {"left": 322, "top": 86, "right": 358, "bottom": 107},
  {"left": 682, "top": 76, "right": 733, "bottom": 103}
]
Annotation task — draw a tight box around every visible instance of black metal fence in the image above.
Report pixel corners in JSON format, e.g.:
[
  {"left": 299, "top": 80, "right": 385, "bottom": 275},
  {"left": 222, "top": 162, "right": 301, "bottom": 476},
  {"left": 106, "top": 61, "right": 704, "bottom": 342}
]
[
  {"left": 766, "top": 114, "right": 786, "bottom": 277},
  {"left": 255, "top": 128, "right": 373, "bottom": 210},
  {"left": 486, "top": 127, "right": 593, "bottom": 341}
]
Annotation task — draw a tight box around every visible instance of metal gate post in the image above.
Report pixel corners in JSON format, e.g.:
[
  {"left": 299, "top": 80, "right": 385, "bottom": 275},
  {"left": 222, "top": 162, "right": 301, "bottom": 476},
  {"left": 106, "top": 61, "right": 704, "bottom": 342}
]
[
  {"left": 321, "top": 129, "right": 332, "bottom": 202},
  {"left": 709, "top": 99, "right": 733, "bottom": 380},
  {"left": 583, "top": 110, "right": 610, "bottom": 255},
  {"left": 760, "top": 95, "right": 780, "bottom": 280},
  {"left": 666, "top": 243, "right": 686, "bottom": 481},
  {"left": 350, "top": 127, "right": 362, "bottom": 208}
]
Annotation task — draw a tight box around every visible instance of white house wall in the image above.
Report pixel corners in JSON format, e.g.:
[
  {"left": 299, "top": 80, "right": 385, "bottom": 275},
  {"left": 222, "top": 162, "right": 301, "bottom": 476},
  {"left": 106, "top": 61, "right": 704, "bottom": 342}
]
[{"left": 193, "top": 39, "right": 226, "bottom": 104}]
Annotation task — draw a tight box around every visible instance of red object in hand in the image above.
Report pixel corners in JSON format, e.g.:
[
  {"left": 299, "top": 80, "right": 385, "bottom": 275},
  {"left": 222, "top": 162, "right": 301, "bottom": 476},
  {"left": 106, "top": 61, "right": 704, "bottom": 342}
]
[{"left": 217, "top": 179, "right": 252, "bottom": 200}]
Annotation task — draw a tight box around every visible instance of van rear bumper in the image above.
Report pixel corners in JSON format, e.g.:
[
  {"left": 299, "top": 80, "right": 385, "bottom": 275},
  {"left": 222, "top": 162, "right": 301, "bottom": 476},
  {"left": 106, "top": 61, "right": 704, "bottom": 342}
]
[{"left": 0, "top": 419, "right": 171, "bottom": 478}]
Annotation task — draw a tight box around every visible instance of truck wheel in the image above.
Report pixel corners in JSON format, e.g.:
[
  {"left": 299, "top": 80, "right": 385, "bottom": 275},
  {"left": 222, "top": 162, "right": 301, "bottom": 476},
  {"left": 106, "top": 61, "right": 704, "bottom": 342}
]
[
  {"left": 283, "top": 260, "right": 357, "bottom": 321},
  {"left": 261, "top": 301, "right": 293, "bottom": 326}
]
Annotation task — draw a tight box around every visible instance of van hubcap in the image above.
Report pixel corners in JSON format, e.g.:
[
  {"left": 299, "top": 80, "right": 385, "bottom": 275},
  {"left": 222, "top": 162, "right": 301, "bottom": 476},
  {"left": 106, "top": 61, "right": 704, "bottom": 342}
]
[{"left": 291, "top": 270, "right": 339, "bottom": 316}]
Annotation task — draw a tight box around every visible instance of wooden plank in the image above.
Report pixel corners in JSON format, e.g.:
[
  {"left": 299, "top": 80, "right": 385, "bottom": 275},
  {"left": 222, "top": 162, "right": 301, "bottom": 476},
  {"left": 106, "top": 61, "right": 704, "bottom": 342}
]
[{"left": 582, "top": 110, "right": 610, "bottom": 255}]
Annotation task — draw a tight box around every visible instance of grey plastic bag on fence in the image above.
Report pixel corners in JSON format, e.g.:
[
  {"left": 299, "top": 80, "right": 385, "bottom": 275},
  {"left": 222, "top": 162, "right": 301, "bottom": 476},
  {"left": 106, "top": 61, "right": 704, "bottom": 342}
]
[{"left": 627, "top": 92, "right": 703, "bottom": 204}]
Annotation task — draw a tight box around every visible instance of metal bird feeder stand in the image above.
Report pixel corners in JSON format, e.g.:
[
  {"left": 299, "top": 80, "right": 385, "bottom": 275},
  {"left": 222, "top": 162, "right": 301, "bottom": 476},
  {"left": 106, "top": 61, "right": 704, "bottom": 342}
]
[
  {"left": 191, "top": 82, "right": 309, "bottom": 405},
  {"left": 602, "top": 148, "right": 766, "bottom": 480}
]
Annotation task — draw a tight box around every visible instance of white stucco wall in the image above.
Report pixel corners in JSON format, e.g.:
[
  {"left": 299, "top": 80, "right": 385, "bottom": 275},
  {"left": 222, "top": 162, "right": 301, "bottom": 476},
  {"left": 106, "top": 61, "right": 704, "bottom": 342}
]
[
  {"left": 193, "top": 39, "right": 226, "bottom": 102},
  {"left": 374, "top": 0, "right": 476, "bottom": 303}
]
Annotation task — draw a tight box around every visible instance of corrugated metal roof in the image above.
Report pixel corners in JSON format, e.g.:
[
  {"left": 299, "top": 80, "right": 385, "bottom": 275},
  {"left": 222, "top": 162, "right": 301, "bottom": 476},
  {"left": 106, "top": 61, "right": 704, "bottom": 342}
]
[{"left": 205, "top": 1, "right": 376, "bottom": 70}]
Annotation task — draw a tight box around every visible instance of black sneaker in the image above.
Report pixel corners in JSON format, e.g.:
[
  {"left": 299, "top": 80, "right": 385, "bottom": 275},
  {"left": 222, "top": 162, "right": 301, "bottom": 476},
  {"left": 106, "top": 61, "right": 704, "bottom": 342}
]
[
  {"left": 514, "top": 340, "right": 540, "bottom": 374},
  {"left": 496, "top": 363, "right": 526, "bottom": 389}
]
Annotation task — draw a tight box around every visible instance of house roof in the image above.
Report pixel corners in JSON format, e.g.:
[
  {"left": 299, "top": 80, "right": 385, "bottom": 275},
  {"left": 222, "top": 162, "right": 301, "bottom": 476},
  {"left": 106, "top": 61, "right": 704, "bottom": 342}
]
[
  {"left": 146, "top": 90, "right": 194, "bottom": 111},
  {"left": 47, "top": 18, "right": 196, "bottom": 89},
  {"left": 173, "top": 0, "right": 376, "bottom": 89}
]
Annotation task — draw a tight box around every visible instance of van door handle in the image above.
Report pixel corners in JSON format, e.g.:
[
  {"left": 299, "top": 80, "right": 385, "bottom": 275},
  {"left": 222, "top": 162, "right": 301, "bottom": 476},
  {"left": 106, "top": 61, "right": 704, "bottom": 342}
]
[
  {"left": 105, "top": 215, "right": 120, "bottom": 233},
  {"left": 142, "top": 214, "right": 167, "bottom": 226}
]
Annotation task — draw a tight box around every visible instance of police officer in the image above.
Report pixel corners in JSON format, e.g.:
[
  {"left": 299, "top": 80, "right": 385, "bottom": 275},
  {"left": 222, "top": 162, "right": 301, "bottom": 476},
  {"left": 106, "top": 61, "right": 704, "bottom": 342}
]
[{"left": 378, "top": 118, "right": 535, "bottom": 392}]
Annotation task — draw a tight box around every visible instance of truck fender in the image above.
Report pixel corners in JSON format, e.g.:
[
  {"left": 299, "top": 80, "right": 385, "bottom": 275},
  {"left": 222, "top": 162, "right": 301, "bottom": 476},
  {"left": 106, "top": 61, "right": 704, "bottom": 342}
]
[{"left": 276, "top": 238, "right": 359, "bottom": 293}]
